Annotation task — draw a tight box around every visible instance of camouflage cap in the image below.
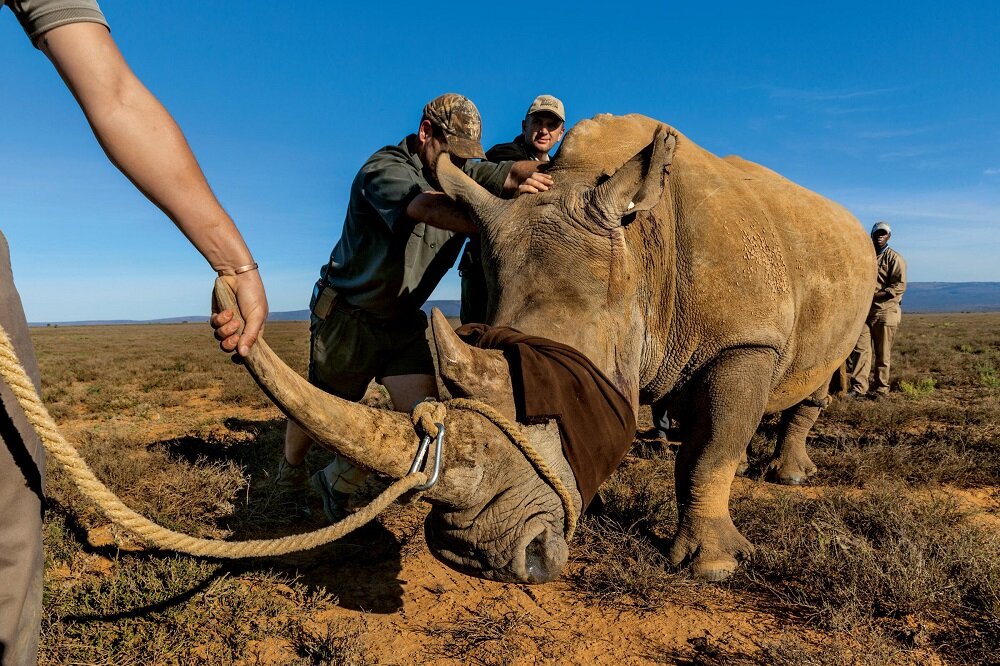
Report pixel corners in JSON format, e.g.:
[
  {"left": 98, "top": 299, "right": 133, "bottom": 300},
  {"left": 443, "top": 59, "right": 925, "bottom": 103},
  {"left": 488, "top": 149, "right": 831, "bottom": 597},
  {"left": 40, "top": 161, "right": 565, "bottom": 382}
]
[
  {"left": 423, "top": 93, "right": 486, "bottom": 159},
  {"left": 526, "top": 94, "right": 566, "bottom": 122}
]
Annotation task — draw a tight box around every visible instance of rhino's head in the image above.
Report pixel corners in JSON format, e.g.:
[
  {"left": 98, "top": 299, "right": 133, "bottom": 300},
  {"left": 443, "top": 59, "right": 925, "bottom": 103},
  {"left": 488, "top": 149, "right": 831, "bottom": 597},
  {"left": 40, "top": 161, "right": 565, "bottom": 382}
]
[
  {"left": 212, "top": 118, "right": 676, "bottom": 585},
  {"left": 435, "top": 117, "right": 678, "bottom": 406},
  {"left": 213, "top": 282, "right": 579, "bottom": 583}
]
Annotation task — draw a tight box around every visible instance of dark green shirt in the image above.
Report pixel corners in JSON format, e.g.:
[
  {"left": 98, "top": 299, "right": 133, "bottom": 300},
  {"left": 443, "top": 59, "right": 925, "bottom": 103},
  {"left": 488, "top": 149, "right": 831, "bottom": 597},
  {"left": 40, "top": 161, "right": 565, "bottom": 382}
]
[
  {"left": 321, "top": 135, "right": 511, "bottom": 320},
  {"left": 485, "top": 135, "right": 536, "bottom": 162}
]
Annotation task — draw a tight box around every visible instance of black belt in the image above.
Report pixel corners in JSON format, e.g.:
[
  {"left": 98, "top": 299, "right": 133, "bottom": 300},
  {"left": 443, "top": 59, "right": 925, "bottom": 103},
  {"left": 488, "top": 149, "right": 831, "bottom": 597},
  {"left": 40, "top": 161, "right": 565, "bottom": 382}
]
[{"left": 310, "top": 280, "right": 417, "bottom": 328}]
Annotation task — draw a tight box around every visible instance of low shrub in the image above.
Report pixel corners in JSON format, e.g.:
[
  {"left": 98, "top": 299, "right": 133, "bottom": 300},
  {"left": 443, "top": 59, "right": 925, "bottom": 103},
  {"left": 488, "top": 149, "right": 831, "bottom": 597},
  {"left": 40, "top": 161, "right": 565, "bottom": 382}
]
[
  {"left": 976, "top": 362, "right": 1000, "bottom": 389},
  {"left": 810, "top": 427, "right": 1000, "bottom": 488},
  {"left": 423, "top": 600, "right": 543, "bottom": 665},
  {"left": 570, "top": 517, "right": 685, "bottom": 610},
  {"left": 898, "top": 377, "right": 936, "bottom": 398}
]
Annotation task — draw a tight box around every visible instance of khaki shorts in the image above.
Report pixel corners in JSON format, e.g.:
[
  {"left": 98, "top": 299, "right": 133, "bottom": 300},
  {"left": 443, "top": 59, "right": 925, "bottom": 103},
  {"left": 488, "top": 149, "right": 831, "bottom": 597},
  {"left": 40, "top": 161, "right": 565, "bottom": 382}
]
[{"left": 308, "top": 302, "right": 434, "bottom": 401}]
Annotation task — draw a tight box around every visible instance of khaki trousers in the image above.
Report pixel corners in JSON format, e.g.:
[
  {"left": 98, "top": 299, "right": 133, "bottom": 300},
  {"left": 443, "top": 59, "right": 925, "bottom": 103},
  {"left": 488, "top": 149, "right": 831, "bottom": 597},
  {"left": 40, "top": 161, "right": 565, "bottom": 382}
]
[
  {"left": 0, "top": 231, "right": 44, "bottom": 666},
  {"left": 848, "top": 314, "right": 898, "bottom": 395}
]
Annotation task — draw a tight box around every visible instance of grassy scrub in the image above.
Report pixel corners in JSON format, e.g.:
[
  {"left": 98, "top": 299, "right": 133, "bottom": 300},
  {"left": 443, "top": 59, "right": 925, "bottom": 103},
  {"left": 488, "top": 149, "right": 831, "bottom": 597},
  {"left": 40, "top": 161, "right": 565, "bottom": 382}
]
[
  {"left": 28, "top": 313, "right": 1000, "bottom": 664},
  {"left": 583, "top": 313, "right": 1000, "bottom": 664}
]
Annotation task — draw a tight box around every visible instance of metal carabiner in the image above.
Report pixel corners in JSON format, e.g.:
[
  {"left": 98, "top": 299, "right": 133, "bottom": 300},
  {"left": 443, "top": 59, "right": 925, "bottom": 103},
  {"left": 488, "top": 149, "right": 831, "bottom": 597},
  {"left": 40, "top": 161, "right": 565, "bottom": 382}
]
[{"left": 408, "top": 422, "right": 444, "bottom": 491}]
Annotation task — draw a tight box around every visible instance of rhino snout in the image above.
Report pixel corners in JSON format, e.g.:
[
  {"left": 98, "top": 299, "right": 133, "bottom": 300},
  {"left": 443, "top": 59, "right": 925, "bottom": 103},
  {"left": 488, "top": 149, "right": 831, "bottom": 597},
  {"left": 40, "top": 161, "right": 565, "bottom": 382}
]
[{"left": 424, "top": 507, "right": 569, "bottom": 584}]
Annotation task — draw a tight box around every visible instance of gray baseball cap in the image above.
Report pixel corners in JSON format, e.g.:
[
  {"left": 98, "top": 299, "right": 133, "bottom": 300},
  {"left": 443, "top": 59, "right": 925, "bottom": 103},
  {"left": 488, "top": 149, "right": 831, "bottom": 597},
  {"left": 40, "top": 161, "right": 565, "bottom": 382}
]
[
  {"left": 526, "top": 94, "right": 565, "bottom": 122},
  {"left": 871, "top": 221, "right": 892, "bottom": 235}
]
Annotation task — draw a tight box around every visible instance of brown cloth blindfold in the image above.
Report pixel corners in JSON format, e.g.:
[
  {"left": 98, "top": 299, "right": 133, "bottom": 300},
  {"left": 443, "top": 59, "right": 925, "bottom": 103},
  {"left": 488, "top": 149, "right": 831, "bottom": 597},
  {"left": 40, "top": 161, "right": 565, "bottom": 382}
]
[{"left": 456, "top": 324, "right": 636, "bottom": 508}]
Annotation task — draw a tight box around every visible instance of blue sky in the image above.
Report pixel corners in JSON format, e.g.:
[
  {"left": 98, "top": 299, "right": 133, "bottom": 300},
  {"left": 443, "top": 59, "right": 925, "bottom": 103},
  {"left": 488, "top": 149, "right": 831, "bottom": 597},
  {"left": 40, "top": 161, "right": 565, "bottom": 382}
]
[{"left": 2, "top": 1, "right": 997, "bottom": 321}]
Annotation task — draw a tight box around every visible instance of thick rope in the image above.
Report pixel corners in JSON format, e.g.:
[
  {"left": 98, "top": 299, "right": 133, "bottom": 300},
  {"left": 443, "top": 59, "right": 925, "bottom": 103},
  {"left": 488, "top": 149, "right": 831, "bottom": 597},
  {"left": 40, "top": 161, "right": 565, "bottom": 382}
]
[
  {"left": 415, "top": 398, "right": 579, "bottom": 540},
  {"left": 0, "top": 324, "right": 426, "bottom": 558},
  {"left": 411, "top": 398, "right": 447, "bottom": 438}
]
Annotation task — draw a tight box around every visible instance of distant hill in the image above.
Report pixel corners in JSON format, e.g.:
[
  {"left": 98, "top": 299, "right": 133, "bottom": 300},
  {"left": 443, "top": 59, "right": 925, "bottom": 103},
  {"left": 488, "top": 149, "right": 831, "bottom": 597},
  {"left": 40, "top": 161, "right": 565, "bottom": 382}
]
[
  {"left": 29, "top": 300, "right": 464, "bottom": 327},
  {"left": 27, "top": 284, "right": 1000, "bottom": 326},
  {"left": 904, "top": 282, "right": 1000, "bottom": 313},
  {"left": 423, "top": 300, "right": 462, "bottom": 318}
]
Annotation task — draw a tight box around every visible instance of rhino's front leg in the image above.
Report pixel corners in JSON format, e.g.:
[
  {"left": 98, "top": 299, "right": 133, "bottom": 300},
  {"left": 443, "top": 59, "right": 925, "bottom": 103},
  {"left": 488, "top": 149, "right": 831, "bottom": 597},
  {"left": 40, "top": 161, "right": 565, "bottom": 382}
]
[
  {"left": 669, "top": 348, "right": 776, "bottom": 581},
  {"left": 764, "top": 386, "right": 826, "bottom": 485}
]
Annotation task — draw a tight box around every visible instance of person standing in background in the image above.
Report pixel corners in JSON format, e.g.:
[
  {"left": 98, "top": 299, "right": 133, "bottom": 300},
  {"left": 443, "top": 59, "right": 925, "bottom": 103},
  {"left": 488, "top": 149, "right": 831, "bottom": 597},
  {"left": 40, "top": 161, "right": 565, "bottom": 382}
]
[{"left": 847, "top": 221, "right": 907, "bottom": 399}]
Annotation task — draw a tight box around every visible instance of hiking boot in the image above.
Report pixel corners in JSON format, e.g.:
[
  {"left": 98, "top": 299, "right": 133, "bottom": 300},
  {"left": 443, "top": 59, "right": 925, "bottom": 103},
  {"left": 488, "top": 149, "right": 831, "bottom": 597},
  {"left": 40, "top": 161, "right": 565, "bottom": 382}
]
[
  {"left": 310, "top": 469, "right": 353, "bottom": 523},
  {"left": 637, "top": 427, "right": 670, "bottom": 443},
  {"left": 349, "top": 473, "right": 393, "bottom": 508},
  {"left": 275, "top": 457, "right": 310, "bottom": 489},
  {"left": 844, "top": 390, "right": 864, "bottom": 400}
]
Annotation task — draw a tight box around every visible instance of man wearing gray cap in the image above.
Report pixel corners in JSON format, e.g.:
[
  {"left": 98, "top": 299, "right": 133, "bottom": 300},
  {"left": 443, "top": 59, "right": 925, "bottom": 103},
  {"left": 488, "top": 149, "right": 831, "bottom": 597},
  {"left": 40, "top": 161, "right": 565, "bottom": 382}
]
[
  {"left": 847, "top": 221, "right": 907, "bottom": 398},
  {"left": 277, "top": 94, "right": 551, "bottom": 519},
  {"left": 485, "top": 94, "right": 566, "bottom": 163},
  {"left": 458, "top": 95, "right": 567, "bottom": 324}
]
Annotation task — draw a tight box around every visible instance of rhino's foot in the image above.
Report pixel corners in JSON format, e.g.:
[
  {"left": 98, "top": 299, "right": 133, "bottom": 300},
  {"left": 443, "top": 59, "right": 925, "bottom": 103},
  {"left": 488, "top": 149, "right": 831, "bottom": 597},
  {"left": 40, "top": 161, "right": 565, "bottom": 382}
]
[
  {"left": 668, "top": 515, "right": 754, "bottom": 582},
  {"left": 764, "top": 453, "right": 817, "bottom": 486}
]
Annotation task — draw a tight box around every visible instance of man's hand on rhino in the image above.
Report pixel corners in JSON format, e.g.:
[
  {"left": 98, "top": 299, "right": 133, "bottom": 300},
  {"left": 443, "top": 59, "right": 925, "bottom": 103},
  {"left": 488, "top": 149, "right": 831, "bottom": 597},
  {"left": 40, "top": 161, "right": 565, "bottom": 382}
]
[
  {"left": 211, "top": 271, "right": 268, "bottom": 357},
  {"left": 507, "top": 160, "right": 554, "bottom": 195},
  {"left": 518, "top": 171, "right": 554, "bottom": 195}
]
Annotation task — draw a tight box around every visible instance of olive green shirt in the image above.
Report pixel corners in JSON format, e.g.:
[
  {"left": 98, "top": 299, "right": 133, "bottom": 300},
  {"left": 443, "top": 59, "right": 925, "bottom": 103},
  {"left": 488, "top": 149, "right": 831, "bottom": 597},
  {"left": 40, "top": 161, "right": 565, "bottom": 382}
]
[
  {"left": 2, "top": 0, "right": 108, "bottom": 45},
  {"left": 320, "top": 136, "right": 512, "bottom": 320},
  {"left": 485, "top": 135, "right": 537, "bottom": 163}
]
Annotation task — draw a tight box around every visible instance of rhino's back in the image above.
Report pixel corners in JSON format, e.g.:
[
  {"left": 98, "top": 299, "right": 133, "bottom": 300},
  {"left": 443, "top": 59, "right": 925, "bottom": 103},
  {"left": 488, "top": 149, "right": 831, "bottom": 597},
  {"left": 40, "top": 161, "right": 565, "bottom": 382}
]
[
  {"left": 669, "top": 135, "right": 873, "bottom": 407},
  {"left": 559, "top": 114, "right": 874, "bottom": 409}
]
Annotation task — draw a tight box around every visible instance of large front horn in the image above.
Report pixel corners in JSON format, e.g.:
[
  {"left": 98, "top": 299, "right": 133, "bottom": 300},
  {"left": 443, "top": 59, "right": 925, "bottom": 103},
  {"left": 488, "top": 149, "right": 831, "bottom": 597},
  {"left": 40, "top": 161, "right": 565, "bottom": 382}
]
[
  {"left": 212, "top": 280, "right": 421, "bottom": 482},
  {"left": 435, "top": 153, "right": 510, "bottom": 234},
  {"left": 589, "top": 126, "right": 676, "bottom": 229}
]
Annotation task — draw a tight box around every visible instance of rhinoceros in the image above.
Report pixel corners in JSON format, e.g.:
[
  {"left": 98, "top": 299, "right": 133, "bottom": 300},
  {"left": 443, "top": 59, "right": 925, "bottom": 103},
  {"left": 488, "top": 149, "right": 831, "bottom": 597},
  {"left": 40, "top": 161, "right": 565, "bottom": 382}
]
[{"left": 216, "top": 113, "right": 874, "bottom": 583}]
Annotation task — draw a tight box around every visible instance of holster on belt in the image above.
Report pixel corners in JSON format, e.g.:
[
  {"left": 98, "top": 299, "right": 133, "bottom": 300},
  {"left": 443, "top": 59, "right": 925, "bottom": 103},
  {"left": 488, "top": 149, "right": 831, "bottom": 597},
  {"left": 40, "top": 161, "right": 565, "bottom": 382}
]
[{"left": 311, "top": 282, "right": 338, "bottom": 320}]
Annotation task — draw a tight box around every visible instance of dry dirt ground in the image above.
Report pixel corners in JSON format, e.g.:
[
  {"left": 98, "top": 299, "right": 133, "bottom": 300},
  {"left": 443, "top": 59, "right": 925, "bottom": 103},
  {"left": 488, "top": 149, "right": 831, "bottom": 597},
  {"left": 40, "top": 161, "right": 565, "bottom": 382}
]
[{"left": 28, "top": 313, "right": 1000, "bottom": 665}]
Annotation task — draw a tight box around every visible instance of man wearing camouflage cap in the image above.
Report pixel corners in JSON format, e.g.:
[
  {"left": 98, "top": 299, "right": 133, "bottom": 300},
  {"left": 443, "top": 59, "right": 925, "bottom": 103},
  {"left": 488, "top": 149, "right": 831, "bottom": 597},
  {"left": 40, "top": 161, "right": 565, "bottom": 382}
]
[
  {"left": 277, "top": 94, "right": 551, "bottom": 518},
  {"left": 847, "top": 221, "right": 907, "bottom": 399},
  {"left": 459, "top": 95, "right": 567, "bottom": 324}
]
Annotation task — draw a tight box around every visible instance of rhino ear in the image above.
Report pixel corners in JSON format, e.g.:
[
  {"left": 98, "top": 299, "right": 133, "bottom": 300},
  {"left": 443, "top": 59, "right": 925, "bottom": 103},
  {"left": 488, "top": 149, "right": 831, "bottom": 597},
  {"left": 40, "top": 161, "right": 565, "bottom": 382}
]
[
  {"left": 588, "top": 126, "right": 676, "bottom": 228},
  {"left": 435, "top": 153, "right": 510, "bottom": 230}
]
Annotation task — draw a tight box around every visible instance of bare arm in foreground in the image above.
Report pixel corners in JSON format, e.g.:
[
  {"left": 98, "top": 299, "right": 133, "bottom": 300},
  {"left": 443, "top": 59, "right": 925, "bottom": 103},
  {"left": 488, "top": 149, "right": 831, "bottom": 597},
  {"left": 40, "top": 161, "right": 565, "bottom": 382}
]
[{"left": 39, "top": 22, "right": 267, "bottom": 356}]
